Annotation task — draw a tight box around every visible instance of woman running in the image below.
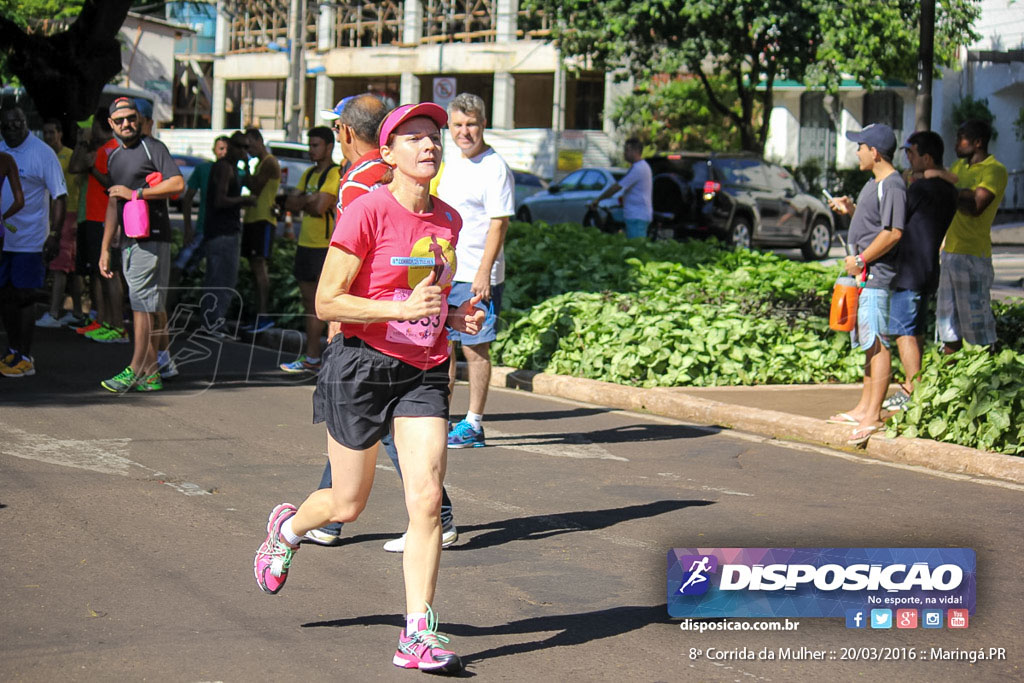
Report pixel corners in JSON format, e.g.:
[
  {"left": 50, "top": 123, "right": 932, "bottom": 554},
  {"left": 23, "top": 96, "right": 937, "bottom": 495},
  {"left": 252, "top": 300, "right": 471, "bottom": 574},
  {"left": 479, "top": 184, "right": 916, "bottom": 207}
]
[{"left": 252, "top": 102, "right": 483, "bottom": 675}]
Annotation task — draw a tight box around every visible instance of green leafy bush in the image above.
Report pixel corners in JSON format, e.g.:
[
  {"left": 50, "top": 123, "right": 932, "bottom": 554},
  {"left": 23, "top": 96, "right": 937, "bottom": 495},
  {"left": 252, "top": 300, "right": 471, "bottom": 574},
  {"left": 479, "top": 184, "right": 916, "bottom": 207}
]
[
  {"left": 887, "top": 344, "right": 1024, "bottom": 455},
  {"left": 496, "top": 221, "right": 858, "bottom": 386},
  {"left": 495, "top": 290, "right": 862, "bottom": 387}
]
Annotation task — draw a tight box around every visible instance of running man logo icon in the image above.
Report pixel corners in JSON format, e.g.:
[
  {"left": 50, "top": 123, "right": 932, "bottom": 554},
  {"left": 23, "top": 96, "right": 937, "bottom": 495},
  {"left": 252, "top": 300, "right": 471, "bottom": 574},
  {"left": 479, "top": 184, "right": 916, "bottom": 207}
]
[{"left": 678, "top": 555, "right": 719, "bottom": 595}]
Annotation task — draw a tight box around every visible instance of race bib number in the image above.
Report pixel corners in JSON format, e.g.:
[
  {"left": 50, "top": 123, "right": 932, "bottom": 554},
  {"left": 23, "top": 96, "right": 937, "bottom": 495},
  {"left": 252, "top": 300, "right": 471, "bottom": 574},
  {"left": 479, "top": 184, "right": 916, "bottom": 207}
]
[{"left": 386, "top": 288, "right": 447, "bottom": 347}]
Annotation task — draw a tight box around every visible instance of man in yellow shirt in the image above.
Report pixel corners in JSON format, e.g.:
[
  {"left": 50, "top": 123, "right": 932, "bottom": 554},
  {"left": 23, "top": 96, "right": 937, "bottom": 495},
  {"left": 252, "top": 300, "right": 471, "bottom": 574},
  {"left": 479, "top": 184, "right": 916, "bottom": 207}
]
[
  {"left": 936, "top": 119, "right": 1007, "bottom": 351},
  {"left": 280, "top": 126, "right": 339, "bottom": 373},
  {"left": 241, "top": 127, "right": 281, "bottom": 333}
]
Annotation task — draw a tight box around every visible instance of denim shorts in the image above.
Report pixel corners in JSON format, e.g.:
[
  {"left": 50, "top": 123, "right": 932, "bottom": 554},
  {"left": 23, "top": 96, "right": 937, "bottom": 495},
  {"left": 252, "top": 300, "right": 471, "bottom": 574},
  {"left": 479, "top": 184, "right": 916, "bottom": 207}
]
[
  {"left": 851, "top": 287, "right": 890, "bottom": 351},
  {"left": 888, "top": 289, "right": 928, "bottom": 337},
  {"left": 446, "top": 280, "right": 503, "bottom": 345}
]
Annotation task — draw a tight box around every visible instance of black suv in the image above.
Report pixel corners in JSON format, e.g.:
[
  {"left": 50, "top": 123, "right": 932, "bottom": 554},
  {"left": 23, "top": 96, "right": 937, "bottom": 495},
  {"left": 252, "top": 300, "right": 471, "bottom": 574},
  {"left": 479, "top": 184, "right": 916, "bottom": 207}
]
[{"left": 648, "top": 153, "right": 835, "bottom": 260}]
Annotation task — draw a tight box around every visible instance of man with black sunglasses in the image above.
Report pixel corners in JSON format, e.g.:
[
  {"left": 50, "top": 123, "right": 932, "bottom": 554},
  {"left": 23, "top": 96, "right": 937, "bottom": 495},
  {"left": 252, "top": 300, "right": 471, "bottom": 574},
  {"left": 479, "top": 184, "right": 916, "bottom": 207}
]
[{"left": 98, "top": 97, "right": 183, "bottom": 392}]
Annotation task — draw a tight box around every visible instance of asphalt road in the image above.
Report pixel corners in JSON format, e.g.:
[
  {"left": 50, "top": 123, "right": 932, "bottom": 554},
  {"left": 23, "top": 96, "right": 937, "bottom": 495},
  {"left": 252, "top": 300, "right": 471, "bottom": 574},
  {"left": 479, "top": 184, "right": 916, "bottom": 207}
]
[{"left": 1, "top": 327, "right": 1021, "bottom": 681}]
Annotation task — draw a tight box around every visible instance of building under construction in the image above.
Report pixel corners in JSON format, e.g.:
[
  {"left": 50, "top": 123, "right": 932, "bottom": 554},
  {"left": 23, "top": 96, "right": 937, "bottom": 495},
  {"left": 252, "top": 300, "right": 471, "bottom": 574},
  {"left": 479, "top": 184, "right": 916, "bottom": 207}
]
[{"left": 201, "top": 0, "right": 621, "bottom": 137}]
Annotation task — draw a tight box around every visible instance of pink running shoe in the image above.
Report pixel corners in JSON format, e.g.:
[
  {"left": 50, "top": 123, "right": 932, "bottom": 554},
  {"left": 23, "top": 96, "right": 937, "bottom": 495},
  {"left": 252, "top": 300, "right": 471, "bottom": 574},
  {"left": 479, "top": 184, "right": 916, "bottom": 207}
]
[
  {"left": 393, "top": 605, "right": 463, "bottom": 674},
  {"left": 253, "top": 503, "right": 299, "bottom": 594}
]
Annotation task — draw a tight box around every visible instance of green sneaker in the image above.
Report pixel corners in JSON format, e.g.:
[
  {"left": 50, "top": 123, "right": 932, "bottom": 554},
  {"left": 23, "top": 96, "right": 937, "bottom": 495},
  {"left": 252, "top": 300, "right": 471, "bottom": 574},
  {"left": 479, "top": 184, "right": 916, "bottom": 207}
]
[
  {"left": 88, "top": 324, "right": 130, "bottom": 344},
  {"left": 86, "top": 323, "right": 114, "bottom": 342},
  {"left": 134, "top": 372, "right": 163, "bottom": 392},
  {"left": 101, "top": 366, "right": 137, "bottom": 393}
]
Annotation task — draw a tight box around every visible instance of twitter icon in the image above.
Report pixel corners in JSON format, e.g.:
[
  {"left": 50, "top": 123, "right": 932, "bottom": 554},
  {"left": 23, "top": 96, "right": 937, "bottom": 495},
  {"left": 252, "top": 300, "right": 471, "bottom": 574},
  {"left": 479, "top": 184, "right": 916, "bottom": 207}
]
[{"left": 870, "top": 609, "right": 892, "bottom": 629}]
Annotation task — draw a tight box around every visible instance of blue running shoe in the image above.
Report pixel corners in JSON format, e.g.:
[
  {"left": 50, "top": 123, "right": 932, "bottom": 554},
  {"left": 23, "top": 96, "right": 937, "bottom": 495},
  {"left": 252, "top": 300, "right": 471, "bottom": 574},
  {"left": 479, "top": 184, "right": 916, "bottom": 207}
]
[{"left": 447, "top": 419, "right": 485, "bottom": 448}]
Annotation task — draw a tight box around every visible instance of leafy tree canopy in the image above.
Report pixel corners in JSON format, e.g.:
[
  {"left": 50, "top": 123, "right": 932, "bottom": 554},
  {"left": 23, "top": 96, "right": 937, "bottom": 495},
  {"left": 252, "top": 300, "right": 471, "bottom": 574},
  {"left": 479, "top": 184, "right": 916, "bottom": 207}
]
[
  {"left": 0, "top": 0, "right": 132, "bottom": 122},
  {"left": 0, "top": 0, "right": 85, "bottom": 28},
  {"left": 528, "top": 0, "right": 981, "bottom": 152},
  {"left": 612, "top": 75, "right": 745, "bottom": 152}
]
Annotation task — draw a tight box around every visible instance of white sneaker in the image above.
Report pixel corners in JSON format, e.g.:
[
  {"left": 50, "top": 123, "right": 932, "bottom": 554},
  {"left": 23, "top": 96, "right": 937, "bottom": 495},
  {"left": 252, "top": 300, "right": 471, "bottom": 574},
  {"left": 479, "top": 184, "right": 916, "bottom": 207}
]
[
  {"left": 35, "top": 312, "right": 62, "bottom": 328},
  {"left": 382, "top": 524, "right": 458, "bottom": 553}
]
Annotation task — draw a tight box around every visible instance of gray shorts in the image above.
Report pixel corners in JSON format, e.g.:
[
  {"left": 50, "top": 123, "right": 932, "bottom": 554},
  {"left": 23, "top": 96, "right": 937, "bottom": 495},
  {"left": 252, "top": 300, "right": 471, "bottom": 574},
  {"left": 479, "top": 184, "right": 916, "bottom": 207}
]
[
  {"left": 936, "top": 251, "right": 996, "bottom": 345},
  {"left": 122, "top": 240, "right": 171, "bottom": 313}
]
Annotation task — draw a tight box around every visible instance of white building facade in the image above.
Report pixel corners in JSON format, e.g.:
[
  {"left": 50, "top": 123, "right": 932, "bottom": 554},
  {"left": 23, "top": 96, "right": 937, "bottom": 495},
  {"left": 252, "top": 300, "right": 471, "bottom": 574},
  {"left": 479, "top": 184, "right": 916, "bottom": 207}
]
[{"left": 764, "top": 0, "right": 1023, "bottom": 208}]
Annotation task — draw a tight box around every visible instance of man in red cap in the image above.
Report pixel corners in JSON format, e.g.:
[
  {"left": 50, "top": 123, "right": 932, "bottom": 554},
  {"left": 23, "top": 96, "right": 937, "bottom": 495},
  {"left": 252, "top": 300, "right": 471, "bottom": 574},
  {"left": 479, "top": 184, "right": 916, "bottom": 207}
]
[{"left": 98, "top": 97, "right": 184, "bottom": 392}]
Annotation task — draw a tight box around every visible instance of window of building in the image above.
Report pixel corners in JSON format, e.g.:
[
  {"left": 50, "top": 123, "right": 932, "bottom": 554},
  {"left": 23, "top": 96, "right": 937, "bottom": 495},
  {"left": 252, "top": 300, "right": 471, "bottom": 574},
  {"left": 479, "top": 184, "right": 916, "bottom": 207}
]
[
  {"left": 863, "top": 91, "right": 904, "bottom": 132},
  {"left": 332, "top": 77, "right": 401, "bottom": 110},
  {"left": 417, "top": 74, "right": 493, "bottom": 121},
  {"left": 172, "top": 59, "right": 213, "bottom": 129},
  {"left": 565, "top": 74, "right": 604, "bottom": 130},
  {"left": 227, "top": 79, "right": 285, "bottom": 129},
  {"left": 798, "top": 91, "right": 836, "bottom": 166},
  {"left": 422, "top": 0, "right": 495, "bottom": 44},
  {"left": 513, "top": 73, "right": 553, "bottom": 128}
]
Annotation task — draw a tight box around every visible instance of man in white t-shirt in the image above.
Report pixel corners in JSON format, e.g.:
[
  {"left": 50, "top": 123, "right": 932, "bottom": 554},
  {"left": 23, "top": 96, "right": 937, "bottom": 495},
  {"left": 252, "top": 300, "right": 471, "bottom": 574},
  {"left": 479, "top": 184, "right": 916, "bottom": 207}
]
[
  {"left": 590, "top": 137, "right": 653, "bottom": 239},
  {"left": 1, "top": 107, "right": 67, "bottom": 377},
  {"left": 436, "top": 93, "right": 515, "bottom": 448}
]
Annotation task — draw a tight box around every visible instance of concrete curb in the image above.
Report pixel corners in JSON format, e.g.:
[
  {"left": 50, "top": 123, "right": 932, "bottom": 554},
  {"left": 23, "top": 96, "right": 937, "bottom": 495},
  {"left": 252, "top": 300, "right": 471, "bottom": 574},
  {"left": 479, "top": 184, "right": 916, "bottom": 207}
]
[{"left": 490, "top": 367, "right": 1024, "bottom": 485}]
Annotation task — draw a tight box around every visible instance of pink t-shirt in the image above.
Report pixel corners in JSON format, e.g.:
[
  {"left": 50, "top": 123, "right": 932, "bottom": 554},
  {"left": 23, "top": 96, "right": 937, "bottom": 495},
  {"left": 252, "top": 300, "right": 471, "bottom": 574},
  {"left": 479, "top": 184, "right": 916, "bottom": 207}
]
[{"left": 331, "top": 187, "right": 461, "bottom": 370}]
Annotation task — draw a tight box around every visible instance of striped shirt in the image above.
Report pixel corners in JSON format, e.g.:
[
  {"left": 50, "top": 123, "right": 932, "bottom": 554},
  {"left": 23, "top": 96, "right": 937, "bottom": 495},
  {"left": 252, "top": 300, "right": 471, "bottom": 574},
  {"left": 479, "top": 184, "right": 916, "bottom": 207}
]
[{"left": 337, "top": 149, "right": 390, "bottom": 219}]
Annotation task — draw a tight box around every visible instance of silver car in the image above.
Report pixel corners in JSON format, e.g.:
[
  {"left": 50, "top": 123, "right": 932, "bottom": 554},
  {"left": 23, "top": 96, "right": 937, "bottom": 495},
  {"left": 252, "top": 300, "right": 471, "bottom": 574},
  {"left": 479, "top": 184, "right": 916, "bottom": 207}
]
[{"left": 515, "top": 167, "right": 626, "bottom": 230}]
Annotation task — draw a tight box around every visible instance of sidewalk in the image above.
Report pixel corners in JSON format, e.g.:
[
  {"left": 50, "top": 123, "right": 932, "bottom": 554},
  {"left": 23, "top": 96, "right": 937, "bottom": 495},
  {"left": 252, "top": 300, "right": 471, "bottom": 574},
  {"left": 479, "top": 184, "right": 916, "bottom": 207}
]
[{"left": 486, "top": 367, "right": 1024, "bottom": 486}]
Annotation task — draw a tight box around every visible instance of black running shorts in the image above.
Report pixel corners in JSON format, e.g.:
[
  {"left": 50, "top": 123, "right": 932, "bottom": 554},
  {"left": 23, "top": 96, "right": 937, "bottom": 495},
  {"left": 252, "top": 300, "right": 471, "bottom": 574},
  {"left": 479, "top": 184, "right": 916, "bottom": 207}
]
[
  {"left": 293, "top": 245, "right": 328, "bottom": 284},
  {"left": 313, "top": 335, "right": 450, "bottom": 450},
  {"left": 241, "top": 220, "right": 275, "bottom": 259}
]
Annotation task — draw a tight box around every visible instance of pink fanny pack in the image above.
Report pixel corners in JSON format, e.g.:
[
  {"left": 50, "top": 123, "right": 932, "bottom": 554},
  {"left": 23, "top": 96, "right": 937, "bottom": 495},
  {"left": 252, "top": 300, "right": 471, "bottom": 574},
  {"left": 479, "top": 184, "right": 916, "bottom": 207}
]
[{"left": 123, "top": 189, "right": 150, "bottom": 239}]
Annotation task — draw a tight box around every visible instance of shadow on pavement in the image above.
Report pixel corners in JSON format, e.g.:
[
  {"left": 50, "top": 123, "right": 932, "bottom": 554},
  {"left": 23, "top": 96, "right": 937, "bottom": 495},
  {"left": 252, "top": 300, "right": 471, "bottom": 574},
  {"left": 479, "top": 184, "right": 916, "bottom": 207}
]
[
  {"left": 339, "top": 500, "right": 714, "bottom": 552},
  {"left": 0, "top": 324, "right": 317, "bottom": 407},
  {"left": 303, "top": 604, "right": 672, "bottom": 668},
  {"left": 488, "top": 423, "right": 719, "bottom": 446},
  {"left": 486, "top": 407, "right": 613, "bottom": 422}
]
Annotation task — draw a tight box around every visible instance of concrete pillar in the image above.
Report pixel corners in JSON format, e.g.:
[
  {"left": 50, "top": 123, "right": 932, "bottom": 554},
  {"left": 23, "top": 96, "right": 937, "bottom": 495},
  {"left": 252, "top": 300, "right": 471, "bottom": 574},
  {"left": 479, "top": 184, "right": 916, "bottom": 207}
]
[
  {"left": 212, "top": 0, "right": 229, "bottom": 130},
  {"left": 400, "top": 72, "right": 421, "bottom": 104},
  {"left": 315, "top": 73, "right": 334, "bottom": 119},
  {"left": 551, "top": 59, "right": 566, "bottom": 131},
  {"left": 401, "top": 0, "right": 423, "bottom": 106},
  {"left": 496, "top": 0, "right": 518, "bottom": 42},
  {"left": 212, "top": 78, "right": 226, "bottom": 130},
  {"left": 602, "top": 71, "right": 631, "bottom": 136},
  {"left": 492, "top": 71, "right": 515, "bottom": 129},
  {"left": 317, "top": 3, "right": 335, "bottom": 51},
  {"left": 403, "top": 0, "right": 423, "bottom": 44}
]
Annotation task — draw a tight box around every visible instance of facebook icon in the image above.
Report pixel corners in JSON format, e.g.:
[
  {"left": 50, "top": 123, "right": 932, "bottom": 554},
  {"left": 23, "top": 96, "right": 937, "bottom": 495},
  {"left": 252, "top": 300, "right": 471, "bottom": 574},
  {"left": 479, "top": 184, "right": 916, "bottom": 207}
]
[{"left": 845, "top": 609, "right": 867, "bottom": 629}]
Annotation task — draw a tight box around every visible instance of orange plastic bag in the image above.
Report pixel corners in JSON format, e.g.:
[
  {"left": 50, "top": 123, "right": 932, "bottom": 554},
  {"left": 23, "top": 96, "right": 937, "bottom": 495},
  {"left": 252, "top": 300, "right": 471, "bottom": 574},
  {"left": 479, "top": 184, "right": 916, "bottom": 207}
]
[{"left": 829, "top": 272, "right": 864, "bottom": 332}]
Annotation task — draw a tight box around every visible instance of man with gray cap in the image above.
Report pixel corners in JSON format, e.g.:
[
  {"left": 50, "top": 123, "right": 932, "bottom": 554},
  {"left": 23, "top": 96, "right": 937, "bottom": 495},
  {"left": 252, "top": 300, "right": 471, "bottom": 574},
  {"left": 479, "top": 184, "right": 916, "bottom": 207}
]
[{"left": 826, "top": 123, "right": 906, "bottom": 446}]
